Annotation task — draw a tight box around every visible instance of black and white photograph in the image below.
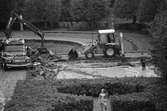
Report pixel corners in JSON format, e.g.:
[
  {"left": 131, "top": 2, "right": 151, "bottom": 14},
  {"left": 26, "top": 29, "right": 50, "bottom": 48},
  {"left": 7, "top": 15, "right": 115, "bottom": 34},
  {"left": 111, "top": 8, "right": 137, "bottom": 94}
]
[{"left": 0, "top": 0, "right": 166, "bottom": 111}]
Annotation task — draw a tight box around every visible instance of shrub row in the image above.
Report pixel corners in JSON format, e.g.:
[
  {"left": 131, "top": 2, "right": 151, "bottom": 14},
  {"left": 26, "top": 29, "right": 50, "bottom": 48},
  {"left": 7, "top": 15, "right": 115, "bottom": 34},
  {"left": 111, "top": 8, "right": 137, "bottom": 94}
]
[
  {"left": 115, "top": 23, "right": 150, "bottom": 32},
  {"left": 110, "top": 92, "right": 155, "bottom": 111},
  {"left": 55, "top": 78, "right": 153, "bottom": 97},
  {"left": 57, "top": 82, "right": 144, "bottom": 97}
]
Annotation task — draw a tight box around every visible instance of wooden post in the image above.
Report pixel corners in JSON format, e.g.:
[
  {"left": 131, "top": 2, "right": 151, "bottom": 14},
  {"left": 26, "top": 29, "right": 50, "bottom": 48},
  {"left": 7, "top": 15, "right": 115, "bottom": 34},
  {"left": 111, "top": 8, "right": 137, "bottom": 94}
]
[
  {"left": 19, "top": 15, "right": 24, "bottom": 31},
  {"left": 120, "top": 32, "right": 125, "bottom": 56}
]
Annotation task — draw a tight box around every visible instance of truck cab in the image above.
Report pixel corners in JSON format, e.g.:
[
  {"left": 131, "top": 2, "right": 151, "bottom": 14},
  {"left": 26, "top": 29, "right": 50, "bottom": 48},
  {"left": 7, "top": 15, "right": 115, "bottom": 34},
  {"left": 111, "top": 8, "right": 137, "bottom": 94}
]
[{"left": 0, "top": 38, "right": 32, "bottom": 70}]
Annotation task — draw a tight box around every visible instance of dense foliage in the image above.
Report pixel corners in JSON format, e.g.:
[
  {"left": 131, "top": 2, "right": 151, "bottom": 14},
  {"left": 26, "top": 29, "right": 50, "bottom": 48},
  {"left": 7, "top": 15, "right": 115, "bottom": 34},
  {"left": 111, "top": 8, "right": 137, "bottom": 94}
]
[
  {"left": 137, "top": 0, "right": 158, "bottom": 22},
  {"left": 0, "top": 0, "right": 110, "bottom": 30},
  {"left": 111, "top": 93, "right": 155, "bottom": 111},
  {"left": 23, "top": 0, "right": 61, "bottom": 29},
  {"left": 70, "top": 0, "right": 109, "bottom": 29},
  {"left": 113, "top": 0, "right": 140, "bottom": 24},
  {"left": 0, "top": 0, "right": 14, "bottom": 29},
  {"left": 151, "top": 32, "right": 167, "bottom": 80},
  {"left": 150, "top": 1, "right": 167, "bottom": 80},
  {"left": 57, "top": 80, "right": 144, "bottom": 97}
]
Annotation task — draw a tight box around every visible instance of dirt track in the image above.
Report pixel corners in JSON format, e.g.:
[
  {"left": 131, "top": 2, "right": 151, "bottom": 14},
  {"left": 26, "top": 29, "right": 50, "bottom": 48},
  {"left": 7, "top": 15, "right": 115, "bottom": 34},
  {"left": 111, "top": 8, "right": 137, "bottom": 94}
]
[{"left": 56, "top": 60, "right": 157, "bottom": 79}]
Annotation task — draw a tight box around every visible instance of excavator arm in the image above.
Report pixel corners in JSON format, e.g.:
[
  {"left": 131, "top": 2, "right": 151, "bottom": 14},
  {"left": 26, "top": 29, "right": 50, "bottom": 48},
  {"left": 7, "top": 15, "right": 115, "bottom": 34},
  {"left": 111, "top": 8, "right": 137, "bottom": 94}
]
[{"left": 6, "top": 12, "right": 45, "bottom": 48}]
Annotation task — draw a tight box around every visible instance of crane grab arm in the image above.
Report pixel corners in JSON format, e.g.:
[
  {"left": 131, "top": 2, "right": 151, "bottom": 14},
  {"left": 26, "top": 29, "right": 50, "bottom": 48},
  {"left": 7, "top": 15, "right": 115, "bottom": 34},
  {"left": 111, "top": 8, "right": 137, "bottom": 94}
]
[{"left": 6, "top": 12, "right": 45, "bottom": 47}]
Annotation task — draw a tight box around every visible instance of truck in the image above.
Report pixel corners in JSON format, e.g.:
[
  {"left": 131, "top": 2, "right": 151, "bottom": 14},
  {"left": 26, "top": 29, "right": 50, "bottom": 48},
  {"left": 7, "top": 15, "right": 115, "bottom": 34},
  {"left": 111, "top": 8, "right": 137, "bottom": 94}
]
[
  {"left": 0, "top": 38, "right": 31, "bottom": 70},
  {"left": 5, "top": 11, "right": 48, "bottom": 54},
  {"left": 0, "top": 11, "right": 49, "bottom": 70}
]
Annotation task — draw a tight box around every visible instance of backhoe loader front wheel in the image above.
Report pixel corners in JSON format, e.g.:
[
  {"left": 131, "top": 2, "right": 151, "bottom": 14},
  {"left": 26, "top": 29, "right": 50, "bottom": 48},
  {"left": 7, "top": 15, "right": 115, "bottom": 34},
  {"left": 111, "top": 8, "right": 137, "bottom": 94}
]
[
  {"left": 2, "top": 63, "right": 8, "bottom": 71},
  {"left": 104, "top": 47, "right": 115, "bottom": 57},
  {"left": 85, "top": 52, "right": 94, "bottom": 59}
]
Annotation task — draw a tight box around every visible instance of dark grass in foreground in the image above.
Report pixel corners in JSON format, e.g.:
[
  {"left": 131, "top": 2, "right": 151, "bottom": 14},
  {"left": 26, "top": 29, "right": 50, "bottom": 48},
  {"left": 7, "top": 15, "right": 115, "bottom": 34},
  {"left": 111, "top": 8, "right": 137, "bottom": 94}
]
[{"left": 5, "top": 76, "right": 167, "bottom": 111}]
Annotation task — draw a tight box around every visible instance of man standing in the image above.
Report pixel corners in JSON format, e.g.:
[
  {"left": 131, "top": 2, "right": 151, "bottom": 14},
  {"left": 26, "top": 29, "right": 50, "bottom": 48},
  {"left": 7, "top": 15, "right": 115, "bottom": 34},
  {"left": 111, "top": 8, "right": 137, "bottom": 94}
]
[
  {"left": 68, "top": 48, "right": 78, "bottom": 60},
  {"left": 140, "top": 58, "right": 146, "bottom": 71}
]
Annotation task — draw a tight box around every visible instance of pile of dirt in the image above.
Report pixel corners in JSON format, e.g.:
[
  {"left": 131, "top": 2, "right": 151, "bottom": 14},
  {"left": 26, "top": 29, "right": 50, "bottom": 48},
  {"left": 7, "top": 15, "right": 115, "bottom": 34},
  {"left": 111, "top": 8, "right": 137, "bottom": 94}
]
[{"left": 30, "top": 63, "right": 61, "bottom": 80}]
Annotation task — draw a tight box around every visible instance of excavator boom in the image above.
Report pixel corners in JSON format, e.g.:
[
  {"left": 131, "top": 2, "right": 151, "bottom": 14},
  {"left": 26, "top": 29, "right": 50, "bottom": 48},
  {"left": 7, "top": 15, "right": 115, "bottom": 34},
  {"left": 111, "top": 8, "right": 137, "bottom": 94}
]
[{"left": 6, "top": 12, "right": 45, "bottom": 48}]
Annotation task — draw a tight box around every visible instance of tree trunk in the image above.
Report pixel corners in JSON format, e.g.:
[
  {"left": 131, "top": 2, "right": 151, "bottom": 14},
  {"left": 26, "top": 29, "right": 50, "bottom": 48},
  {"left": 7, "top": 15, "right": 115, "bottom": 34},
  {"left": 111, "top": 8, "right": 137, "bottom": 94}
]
[
  {"left": 44, "top": 21, "right": 47, "bottom": 29},
  {"left": 87, "top": 21, "right": 92, "bottom": 30},
  {"left": 132, "top": 15, "right": 137, "bottom": 24},
  {"left": 70, "top": 21, "right": 73, "bottom": 28}
]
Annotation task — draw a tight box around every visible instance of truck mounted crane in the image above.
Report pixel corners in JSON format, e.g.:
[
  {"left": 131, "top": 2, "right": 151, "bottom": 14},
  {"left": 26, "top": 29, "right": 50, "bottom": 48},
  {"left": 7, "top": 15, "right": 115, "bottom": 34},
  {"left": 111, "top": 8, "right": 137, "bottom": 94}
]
[{"left": 5, "top": 11, "right": 45, "bottom": 48}]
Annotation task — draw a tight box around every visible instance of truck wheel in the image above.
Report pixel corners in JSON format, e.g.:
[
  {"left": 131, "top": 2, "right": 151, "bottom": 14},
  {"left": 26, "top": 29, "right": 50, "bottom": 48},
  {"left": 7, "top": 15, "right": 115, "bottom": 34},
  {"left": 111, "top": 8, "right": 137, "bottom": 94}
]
[
  {"left": 104, "top": 47, "right": 115, "bottom": 57},
  {"left": 85, "top": 52, "right": 94, "bottom": 59},
  {"left": 2, "top": 63, "right": 8, "bottom": 71}
]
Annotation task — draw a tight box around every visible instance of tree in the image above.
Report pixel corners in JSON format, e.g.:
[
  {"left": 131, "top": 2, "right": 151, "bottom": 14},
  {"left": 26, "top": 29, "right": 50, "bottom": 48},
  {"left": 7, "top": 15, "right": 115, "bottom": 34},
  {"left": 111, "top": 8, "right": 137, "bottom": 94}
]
[
  {"left": 109, "top": 0, "right": 116, "bottom": 7},
  {"left": 23, "top": 0, "right": 61, "bottom": 29},
  {"left": 71, "top": 0, "right": 109, "bottom": 29},
  {"left": 137, "top": 0, "right": 158, "bottom": 22},
  {"left": 158, "top": 0, "right": 167, "bottom": 12},
  {"left": 152, "top": 37, "right": 167, "bottom": 79},
  {"left": 0, "top": 0, "right": 14, "bottom": 29},
  {"left": 113, "top": 0, "right": 140, "bottom": 24},
  {"left": 151, "top": 9, "right": 167, "bottom": 79},
  {"left": 60, "top": 0, "right": 72, "bottom": 22}
]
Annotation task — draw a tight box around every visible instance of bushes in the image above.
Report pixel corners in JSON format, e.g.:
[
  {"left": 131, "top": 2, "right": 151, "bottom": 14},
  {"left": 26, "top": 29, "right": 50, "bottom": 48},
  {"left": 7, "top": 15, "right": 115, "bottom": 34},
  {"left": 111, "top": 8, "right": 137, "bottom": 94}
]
[
  {"left": 111, "top": 92, "right": 155, "bottom": 111},
  {"left": 56, "top": 78, "right": 148, "bottom": 97},
  {"left": 115, "top": 23, "right": 150, "bottom": 33},
  {"left": 57, "top": 82, "right": 144, "bottom": 97}
]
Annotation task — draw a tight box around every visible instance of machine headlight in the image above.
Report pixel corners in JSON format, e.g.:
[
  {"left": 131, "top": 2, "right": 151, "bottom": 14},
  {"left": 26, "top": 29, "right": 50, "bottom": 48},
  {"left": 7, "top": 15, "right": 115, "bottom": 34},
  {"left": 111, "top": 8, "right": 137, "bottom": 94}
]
[
  {"left": 33, "top": 62, "right": 41, "bottom": 66},
  {"left": 25, "top": 56, "right": 31, "bottom": 62}
]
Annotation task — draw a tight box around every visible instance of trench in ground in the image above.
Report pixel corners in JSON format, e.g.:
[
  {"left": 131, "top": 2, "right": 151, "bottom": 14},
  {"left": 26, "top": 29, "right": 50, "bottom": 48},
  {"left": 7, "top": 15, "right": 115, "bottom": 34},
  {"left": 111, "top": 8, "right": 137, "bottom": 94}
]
[{"left": 25, "top": 40, "right": 83, "bottom": 55}]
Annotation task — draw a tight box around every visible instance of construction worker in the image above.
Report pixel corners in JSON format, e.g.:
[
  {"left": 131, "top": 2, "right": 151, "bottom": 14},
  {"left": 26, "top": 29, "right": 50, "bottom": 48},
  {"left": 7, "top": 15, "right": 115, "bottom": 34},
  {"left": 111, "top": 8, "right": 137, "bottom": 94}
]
[
  {"left": 107, "top": 33, "right": 115, "bottom": 43},
  {"left": 0, "top": 41, "right": 4, "bottom": 52},
  {"left": 140, "top": 58, "right": 146, "bottom": 71},
  {"left": 68, "top": 48, "right": 78, "bottom": 60}
]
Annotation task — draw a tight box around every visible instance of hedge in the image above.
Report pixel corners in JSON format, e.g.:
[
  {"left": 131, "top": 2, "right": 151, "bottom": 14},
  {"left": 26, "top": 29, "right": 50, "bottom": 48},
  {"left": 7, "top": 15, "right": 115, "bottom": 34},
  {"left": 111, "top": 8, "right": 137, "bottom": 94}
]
[
  {"left": 55, "top": 78, "right": 153, "bottom": 97},
  {"left": 57, "top": 82, "right": 144, "bottom": 97},
  {"left": 110, "top": 92, "right": 155, "bottom": 111}
]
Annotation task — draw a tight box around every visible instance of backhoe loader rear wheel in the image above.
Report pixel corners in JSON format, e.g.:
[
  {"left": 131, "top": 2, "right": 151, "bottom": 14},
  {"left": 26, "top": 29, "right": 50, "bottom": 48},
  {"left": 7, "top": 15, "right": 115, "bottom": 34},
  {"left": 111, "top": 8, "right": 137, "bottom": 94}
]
[
  {"left": 85, "top": 52, "right": 94, "bottom": 59},
  {"left": 104, "top": 47, "right": 115, "bottom": 57}
]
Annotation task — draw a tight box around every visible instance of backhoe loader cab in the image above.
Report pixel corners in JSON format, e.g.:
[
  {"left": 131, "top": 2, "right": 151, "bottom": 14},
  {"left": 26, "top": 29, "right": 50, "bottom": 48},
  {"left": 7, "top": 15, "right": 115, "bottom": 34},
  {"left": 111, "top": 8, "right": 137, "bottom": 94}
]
[{"left": 84, "top": 29, "right": 121, "bottom": 59}]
